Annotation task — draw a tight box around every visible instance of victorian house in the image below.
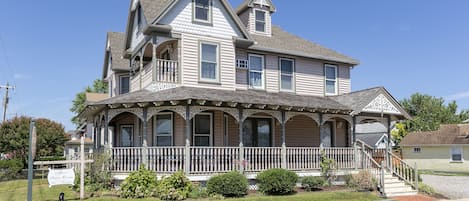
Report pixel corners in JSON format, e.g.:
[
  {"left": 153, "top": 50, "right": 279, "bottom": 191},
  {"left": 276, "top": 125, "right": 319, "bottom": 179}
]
[{"left": 80, "top": 1, "right": 413, "bottom": 191}]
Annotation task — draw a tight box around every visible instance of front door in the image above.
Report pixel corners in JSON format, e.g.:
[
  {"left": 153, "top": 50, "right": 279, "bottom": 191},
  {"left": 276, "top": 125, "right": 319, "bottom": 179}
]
[{"left": 243, "top": 118, "right": 272, "bottom": 147}]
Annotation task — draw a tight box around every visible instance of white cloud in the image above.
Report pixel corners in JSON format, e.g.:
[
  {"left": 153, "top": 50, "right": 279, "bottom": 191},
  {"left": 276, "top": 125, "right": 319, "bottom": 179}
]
[
  {"left": 445, "top": 91, "right": 469, "bottom": 101},
  {"left": 13, "top": 73, "right": 31, "bottom": 80}
]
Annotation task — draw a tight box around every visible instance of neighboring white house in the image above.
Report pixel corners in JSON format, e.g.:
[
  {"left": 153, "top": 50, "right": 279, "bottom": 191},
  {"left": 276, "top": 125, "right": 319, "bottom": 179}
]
[{"left": 401, "top": 124, "right": 469, "bottom": 172}]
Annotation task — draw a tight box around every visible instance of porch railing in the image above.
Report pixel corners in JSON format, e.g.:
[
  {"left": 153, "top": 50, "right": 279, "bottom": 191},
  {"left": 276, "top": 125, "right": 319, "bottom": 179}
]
[
  {"left": 155, "top": 59, "right": 178, "bottom": 83},
  {"left": 109, "top": 146, "right": 360, "bottom": 174}
]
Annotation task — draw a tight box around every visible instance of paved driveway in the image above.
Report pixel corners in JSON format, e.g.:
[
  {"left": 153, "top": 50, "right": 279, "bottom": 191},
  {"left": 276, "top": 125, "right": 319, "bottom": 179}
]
[{"left": 421, "top": 175, "right": 469, "bottom": 199}]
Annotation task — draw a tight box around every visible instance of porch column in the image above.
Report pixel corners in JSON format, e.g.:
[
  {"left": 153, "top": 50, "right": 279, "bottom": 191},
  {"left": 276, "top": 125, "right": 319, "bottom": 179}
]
[
  {"left": 104, "top": 109, "right": 109, "bottom": 151},
  {"left": 139, "top": 52, "right": 144, "bottom": 90},
  {"left": 238, "top": 108, "right": 244, "bottom": 173},
  {"left": 281, "top": 111, "right": 287, "bottom": 169},
  {"left": 352, "top": 116, "right": 357, "bottom": 144},
  {"left": 142, "top": 107, "right": 148, "bottom": 166},
  {"left": 319, "top": 113, "right": 324, "bottom": 148},
  {"left": 386, "top": 114, "right": 392, "bottom": 170},
  {"left": 184, "top": 105, "right": 191, "bottom": 174},
  {"left": 152, "top": 36, "right": 157, "bottom": 82}
]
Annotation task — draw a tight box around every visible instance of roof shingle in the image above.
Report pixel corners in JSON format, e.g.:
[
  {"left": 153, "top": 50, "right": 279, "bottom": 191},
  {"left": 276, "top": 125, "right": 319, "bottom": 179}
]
[{"left": 401, "top": 124, "right": 469, "bottom": 146}]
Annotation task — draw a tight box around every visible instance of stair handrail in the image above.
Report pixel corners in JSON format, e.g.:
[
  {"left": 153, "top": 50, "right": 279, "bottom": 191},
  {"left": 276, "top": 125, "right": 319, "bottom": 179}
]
[
  {"left": 360, "top": 144, "right": 385, "bottom": 196},
  {"left": 387, "top": 151, "right": 419, "bottom": 190}
]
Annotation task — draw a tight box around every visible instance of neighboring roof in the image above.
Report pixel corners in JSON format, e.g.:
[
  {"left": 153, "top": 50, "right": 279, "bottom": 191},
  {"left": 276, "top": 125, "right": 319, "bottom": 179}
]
[
  {"left": 236, "top": 0, "right": 276, "bottom": 14},
  {"left": 356, "top": 122, "right": 387, "bottom": 133},
  {"left": 89, "top": 87, "right": 351, "bottom": 112},
  {"left": 103, "top": 32, "right": 128, "bottom": 79},
  {"left": 250, "top": 26, "right": 359, "bottom": 65},
  {"left": 85, "top": 93, "right": 109, "bottom": 103},
  {"left": 401, "top": 124, "right": 469, "bottom": 146},
  {"left": 356, "top": 133, "right": 388, "bottom": 147},
  {"left": 331, "top": 87, "right": 411, "bottom": 119}
]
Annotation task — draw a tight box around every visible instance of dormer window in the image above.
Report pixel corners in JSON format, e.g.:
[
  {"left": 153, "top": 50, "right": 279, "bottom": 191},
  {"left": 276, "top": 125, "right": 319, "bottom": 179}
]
[
  {"left": 255, "top": 10, "right": 266, "bottom": 32},
  {"left": 194, "top": 0, "right": 212, "bottom": 23}
]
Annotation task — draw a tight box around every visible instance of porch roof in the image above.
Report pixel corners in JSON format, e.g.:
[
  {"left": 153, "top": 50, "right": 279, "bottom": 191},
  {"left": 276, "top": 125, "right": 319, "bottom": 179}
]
[
  {"left": 330, "top": 87, "right": 411, "bottom": 120},
  {"left": 88, "top": 87, "right": 351, "bottom": 112}
]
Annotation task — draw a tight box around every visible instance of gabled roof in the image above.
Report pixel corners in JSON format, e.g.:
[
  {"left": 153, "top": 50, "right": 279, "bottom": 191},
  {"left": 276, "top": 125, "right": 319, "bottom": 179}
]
[
  {"left": 102, "top": 32, "right": 128, "bottom": 79},
  {"left": 250, "top": 26, "right": 360, "bottom": 65},
  {"left": 124, "top": 0, "right": 253, "bottom": 51},
  {"left": 356, "top": 133, "right": 389, "bottom": 147},
  {"left": 236, "top": 0, "right": 276, "bottom": 14},
  {"left": 401, "top": 124, "right": 469, "bottom": 146},
  {"left": 331, "top": 87, "right": 411, "bottom": 119}
]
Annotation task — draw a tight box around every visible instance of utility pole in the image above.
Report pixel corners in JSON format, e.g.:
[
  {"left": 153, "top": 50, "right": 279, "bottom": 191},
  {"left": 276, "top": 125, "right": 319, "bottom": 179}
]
[{"left": 0, "top": 82, "right": 15, "bottom": 123}]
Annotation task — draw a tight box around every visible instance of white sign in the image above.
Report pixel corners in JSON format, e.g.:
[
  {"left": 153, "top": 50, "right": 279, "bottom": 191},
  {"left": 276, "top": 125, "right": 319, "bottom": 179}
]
[{"left": 47, "top": 168, "right": 75, "bottom": 187}]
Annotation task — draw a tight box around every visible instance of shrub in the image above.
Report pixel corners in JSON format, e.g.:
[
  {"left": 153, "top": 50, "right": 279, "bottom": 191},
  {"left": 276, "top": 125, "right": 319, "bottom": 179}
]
[
  {"left": 320, "top": 151, "right": 337, "bottom": 186},
  {"left": 73, "top": 153, "right": 112, "bottom": 196},
  {"left": 119, "top": 166, "right": 158, "bottom": 198},
  {"left": 158, "top": 171, "right": 193, "bottom": 201},
  {"left": 256, "top": 168, "right": 298, "bottom": 195},
  {"left": 419, "top": 183, "right": 436, "bottom": 195},
  {"left": 301, "top": 176, "right": 325, "bottom": 191},
  {"left": 0, "top": 159, "right": 23, "bottom": 181},
  {"left": 188, "top": 185, "right": 209, "bottom": 199},
  {"left": 207, "top": 171, "right": 248, "bottom": 197},
  {"left": 346, "top": 170, "right": 375, "bottom": 191}
]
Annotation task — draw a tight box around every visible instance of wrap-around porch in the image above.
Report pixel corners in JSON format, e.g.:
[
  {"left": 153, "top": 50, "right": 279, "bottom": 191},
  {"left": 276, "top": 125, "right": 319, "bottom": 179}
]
[{"left": 84, "top": 87, "right": 409, "bottom": 176}]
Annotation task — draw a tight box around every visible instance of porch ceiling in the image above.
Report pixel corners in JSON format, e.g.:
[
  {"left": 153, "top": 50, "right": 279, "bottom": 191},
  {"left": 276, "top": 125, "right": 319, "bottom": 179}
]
[{"left": 84, "top": 87, "right": 352, "bottom": 115}]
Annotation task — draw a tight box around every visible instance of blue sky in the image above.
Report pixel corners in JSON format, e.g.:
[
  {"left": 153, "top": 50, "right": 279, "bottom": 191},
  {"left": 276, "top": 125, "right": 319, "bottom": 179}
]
[{"left": 0, "top": 0, "right": 468, "bottom": 130}]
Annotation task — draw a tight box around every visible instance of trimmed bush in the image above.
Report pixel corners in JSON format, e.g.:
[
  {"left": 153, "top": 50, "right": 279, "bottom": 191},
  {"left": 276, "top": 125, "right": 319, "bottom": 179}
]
[
  {"left": 301, "top": 176, "right": 325, "bottom": 191},
  {"left": 158, "top": 171, "right": 193, "bottom": 201},
  {"left": 256, "top": 168, "right": 298, "bottom": 195},
  {"left": 207, "top": 171, "right": 248, "bottom": 197},
  {"left": 0, "top": 159, "right": 23, "bottom": 181},
  {"left": 419, "top": 183, "right": 436, "bottom": 195},
  {"left": 119, "top": 166, "right": 158, "bottom": 198},
  {"left": 346, "top": 170, "right": 375, "bottom": 191}
]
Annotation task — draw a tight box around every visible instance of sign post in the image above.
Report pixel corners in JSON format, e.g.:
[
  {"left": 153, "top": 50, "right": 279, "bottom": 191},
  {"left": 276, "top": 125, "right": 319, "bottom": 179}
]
[
  {"left": 27, "top": 120, "right": 36, "bottom": 201},
  {"left": 80, "top": 134, "right": 85, "bottom": 200}
]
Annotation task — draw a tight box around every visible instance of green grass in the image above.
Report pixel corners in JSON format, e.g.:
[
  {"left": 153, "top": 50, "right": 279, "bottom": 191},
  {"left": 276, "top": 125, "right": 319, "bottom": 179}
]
[
  {"left": 0, "top": 179, "right": 80, "bottom": 201},
  {"left": 0, "top": 179, "right": 379, "bottom": 201},
  {"left": 419, "top": 170, "right": 469, "bottom": 176}
]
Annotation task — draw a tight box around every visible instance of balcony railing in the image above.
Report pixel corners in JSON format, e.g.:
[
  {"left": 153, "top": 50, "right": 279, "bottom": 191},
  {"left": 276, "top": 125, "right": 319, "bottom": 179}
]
[
  {"left": 155, "top": 59, "right": 178, "bottom": 83},
  {"left": 109, "top": 146, "right": 358, "bottom": 174}
]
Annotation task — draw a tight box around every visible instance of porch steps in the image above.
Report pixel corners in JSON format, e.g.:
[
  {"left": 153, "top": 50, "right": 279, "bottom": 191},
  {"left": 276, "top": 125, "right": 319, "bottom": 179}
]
[{"left": 382, "top": 173, "right": 417, "bottom": 197}]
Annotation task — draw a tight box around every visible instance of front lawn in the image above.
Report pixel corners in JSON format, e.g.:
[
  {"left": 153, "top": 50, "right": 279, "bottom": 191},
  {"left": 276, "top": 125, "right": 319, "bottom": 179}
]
[{"left": 0, "top": 179, "right": 379, "bottom": 201}]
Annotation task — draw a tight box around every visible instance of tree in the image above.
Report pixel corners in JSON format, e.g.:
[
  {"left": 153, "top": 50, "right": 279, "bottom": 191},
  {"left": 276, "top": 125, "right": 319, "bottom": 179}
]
[
  {"left": 0, "top": 116, "right": 69, "bottom": 164},
  {"left": 400, "top": 93, "right": 469, "bottom": 133},
  {"left": 391, "top": 122, "right": 407, "bottom": 145},
  {"left": 70, "top": 79, "right": 108, "bottom": 126}
]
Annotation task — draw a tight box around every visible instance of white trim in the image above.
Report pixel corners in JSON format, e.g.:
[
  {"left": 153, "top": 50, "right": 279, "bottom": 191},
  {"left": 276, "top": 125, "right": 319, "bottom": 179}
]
[
  {"left": 199, "top": 42, "right": 220, "bottom": 82},
  {"left": 153, "top": 112, "right": 174, "bottom": 146},
  {"left": 193, "top": 0, "right": 212, "bottom": 24},
  {"left": 450, "top": 146, "right": 464, "bottom": 163},
  {"left": 324, "top": 64, "right": 338, "bottom": 96},
  {"left": 254, "top": 9, "right": 266, "bottom": 33},
  {"left": 193, "top": 112, "right": 213, "bottom": 146},
  {"left": 248, "top": 54, "right": 265, "bottom": 89},
  {"left": 279, "top": 58, "right": 295, "bottom": 92}
]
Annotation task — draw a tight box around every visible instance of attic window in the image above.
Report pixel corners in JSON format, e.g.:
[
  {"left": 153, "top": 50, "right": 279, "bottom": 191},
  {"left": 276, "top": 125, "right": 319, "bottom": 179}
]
[
  {"left": 194, "top": 0, "right": 212, "bottom": 23},
  {"left": 255, "top": 10, "right": 266, "bottom": 32}
]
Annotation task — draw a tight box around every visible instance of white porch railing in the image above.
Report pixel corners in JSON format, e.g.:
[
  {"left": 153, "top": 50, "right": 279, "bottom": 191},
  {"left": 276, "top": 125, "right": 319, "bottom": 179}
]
[
  {"left": 109, "top": 146, "right": 360, "bottom": 174},
  {"left": 155, "top": 59, "right": 178, "bottom": 83}
]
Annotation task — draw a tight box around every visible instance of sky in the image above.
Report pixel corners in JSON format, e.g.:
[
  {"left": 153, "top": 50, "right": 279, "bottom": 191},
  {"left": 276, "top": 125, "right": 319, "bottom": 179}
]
[{"left": 0, "top": 0, "right": 468, "bottom": 131}]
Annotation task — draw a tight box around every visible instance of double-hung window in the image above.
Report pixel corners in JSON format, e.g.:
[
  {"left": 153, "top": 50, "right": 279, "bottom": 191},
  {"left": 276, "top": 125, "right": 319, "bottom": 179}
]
[
  {"left": 451, "top": 147, "right": 463, "bottom": 162},
  {"left": 194, "top": 0, "right": 211, "bottom": 23},
  {"left": 200, "top": 43, "right": 218, "bottom": 82},
  {"left": 249, "top": 54, "right": 264, "bottom": 89},
  {"left": 255, "top": 10, "right": 266, "bottom": 32},
  {"left": 154, "top": 113, "right": 173, "bottom": 146},
  {"left": 193, "top": 113, "right": 213, "bottom": 146},
  {"left": 280, "top": 58, "right": 294, "bottom": 91},
  {"left": 325, "top": 64, "right": 337, "bottom": 95},
  {"left": 120, "top": 75, "right": 130, "bottom": 94}
]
